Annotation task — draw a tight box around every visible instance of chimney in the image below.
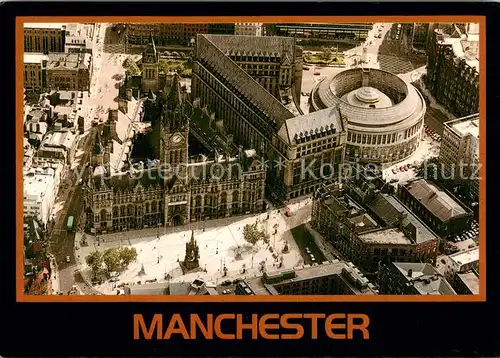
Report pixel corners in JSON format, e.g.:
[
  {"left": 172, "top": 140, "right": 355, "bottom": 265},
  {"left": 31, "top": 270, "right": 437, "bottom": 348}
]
[{"left": 407, "top": 269, "right": 413, "bottom": 278}]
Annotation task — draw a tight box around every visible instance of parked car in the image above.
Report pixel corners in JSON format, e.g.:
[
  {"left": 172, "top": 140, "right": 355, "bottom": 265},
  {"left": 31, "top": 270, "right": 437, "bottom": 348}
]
[
  {"left": 221, "top": 280, "right": 232, "bottom": 286},
  {"left": 303, "top": 66, "right": 310, "bottom": 71},
  {"left": 392, "top": 168, "right": 398, "bottom": 174},
  {"left": 305, "top": 248, "right": 311, "bottom": 254},
  {"left": 222, "top": 289, "right": 232, "bottom": 294},
  {"left": 314, "top": 72, "right": 321, "bottom": 75},
  {"left": 66, "top": 255, "right": 71, "bottom": 263},
  {"left": 389, "top": 178, "right": 399, "bottom": 183}
]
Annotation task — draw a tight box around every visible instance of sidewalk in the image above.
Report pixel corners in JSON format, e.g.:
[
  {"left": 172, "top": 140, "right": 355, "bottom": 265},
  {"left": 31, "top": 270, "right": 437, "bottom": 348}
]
[{"left": 48, "top": 254, "right": 60, "bottom": 295}]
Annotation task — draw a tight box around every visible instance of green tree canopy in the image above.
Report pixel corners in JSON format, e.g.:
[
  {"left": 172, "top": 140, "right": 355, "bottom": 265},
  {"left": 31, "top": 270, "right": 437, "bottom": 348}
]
[
  {"left": 85, "top": 251, "right": 103, "bottom": 272},
  {"left": 243, "top": 223, "right": 269, "bottom": 245},
  {"left": 119, "top": 247, "right": 138, "bottom": 266},
  {"left": 102, "top": 248, "right": 121, "bottom": 273}
]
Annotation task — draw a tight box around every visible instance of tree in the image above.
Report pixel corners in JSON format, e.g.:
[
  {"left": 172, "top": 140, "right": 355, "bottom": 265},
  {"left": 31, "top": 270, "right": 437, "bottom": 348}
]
[
  {"left": 243, "top": 223, "right": 269, "bottom": 245},
  {"left": 119, "top": 247, "right": 138, "bottom": 266},
  {"left": 102, "top": 248, "right": 121, "bottom": 273},
  {"left": 85, "top": 251, "right": 103, "bottom": 277},
  {"left": 319, "top": 47, "right": 333, "bottom": 61},
  {"left": 415, "top": 157, "right": 440, "bottom": 180}
]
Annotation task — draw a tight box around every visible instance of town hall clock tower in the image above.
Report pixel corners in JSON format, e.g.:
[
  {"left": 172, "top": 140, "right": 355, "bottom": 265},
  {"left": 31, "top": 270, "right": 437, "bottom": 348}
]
[{"left": 160, "top": 74, "right": 191, "bottom": 227}]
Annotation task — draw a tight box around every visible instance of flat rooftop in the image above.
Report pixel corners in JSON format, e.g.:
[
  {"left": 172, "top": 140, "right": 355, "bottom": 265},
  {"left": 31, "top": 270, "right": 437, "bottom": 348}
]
[
  {"left": 358, "top": 228, "right": 412, "bottom": 245},
  {"left": 366, "top": 194, "right": 437, "bottom": 244},
  {"left": 24, "top": 53, "right": 48, "bottom": 64},
  {"left": 24, "top": 23, "right": 66, "bottom": 30},
  {"left": 438, "top": 30, "right": 479, "bottom": 72},
  {"left": 457, "top": 271, "right": 479, "bottom": 294},
  {"left": 402, "top": 179, "right": 468, "bottom": 222},
  {"left": 445, "top": 114, "right": 479, "bottom": 138},
  {"left": 24, "top": 166, "right": 60, "bottom": 200},
  {"left": 245, "top": 261, "right": 377, "bottom": 295},
  {"left": 393, "top": 262, "right": 456, "bottom": 295},
  {"left": 450, "top": 247, "right": 479, "bottom": 267}
]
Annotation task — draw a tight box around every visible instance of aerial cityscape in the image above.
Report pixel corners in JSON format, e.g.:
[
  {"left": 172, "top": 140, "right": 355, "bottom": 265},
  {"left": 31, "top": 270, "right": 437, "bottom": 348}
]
[{"left": 22, "top": 21, "right": 480, "bottom": 297}]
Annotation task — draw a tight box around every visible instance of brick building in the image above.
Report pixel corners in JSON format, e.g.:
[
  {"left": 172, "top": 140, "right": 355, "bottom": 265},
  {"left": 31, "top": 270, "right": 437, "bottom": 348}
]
[
  {"left": 124, "top": 23, "right": 234, "bottom": 46},
  {"left": 192, "top": 34, "right": 347, "bottom": 201},
  {"left": 378, "top": 262, "right": 456, "bottom": 295},
  {"left": 84, "top": 76, "right": 266, "bottom": 233},
  {"left": 236, "top": 261, "right": 378, "bottom": 295},
  {"left": 24, "top": 53, "right": 48, "bottom": 91},
  {"left": 397, "top": 179, "right": 473, "bottom": 238},
  {"left": 24, "top": 23, "right": 66, "bottom": 53},
  {"left": 311, "top": 181, "right": 439, "bottom": 273},
  {"left": 425, "top": 23, "right": 479, "bottom": 118},
  {"left": 46, "top": 53, "right": 91, "bottom": 91}
]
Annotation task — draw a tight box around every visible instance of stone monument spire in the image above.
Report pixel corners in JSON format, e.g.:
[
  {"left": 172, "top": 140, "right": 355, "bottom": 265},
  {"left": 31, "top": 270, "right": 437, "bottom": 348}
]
[{"left": 183, "top": 230, "right": 200, "bottom": 271}]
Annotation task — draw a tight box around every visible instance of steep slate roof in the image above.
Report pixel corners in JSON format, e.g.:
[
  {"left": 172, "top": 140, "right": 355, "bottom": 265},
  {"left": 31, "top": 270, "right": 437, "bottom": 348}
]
[
  {"left": 278, "top": 106, "right": 344, "bottom": 145},
  {"left": 366, "top": 193, "right": 437, "bottom": 244},
  {"left": 203, "top": 34, "right": 295, "bottom": 58},
  {"left": 196, "top": 34, "right": 294, "bottom": 127},
  {"left": 164, "top": 73, "right": 183, "bottom": 110},
  {"left": 91, "top": 169, "right": 165, "bottom": 192},
  {"left": 189, "top": 155, "right": 263, "bottom": 184}
]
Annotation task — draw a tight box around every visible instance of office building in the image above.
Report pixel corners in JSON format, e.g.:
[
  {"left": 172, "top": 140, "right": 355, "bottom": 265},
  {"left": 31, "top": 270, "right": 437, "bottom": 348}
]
[
  {"left": 236, "top": 260, "right": 378, "bottom": 295},
  {"left": 426, "top": 23, "right": 479, "bottom": 117},
  {"left": 439, "top": 114, "right": 479, "bottom": 200},
  {"left": 24, "top": 23, "right": 66, "bottom": 53}
]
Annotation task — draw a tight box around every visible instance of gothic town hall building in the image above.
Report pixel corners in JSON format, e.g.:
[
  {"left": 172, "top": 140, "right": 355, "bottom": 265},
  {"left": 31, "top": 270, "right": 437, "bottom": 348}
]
[{"left": 83, "top": 73, "right": 266, "bottom": 234}]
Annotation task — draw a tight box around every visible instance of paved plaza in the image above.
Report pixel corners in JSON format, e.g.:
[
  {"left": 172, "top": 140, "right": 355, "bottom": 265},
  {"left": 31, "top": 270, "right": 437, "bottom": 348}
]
[{"left": 75, "top": 198, "right": 314, "bottom": 294}]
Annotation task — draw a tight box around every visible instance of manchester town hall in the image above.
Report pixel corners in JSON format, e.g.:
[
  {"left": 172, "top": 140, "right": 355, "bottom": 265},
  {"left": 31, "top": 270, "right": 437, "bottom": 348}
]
[{"left": 83, "top": 33, "right": 348, "bottom": 234}]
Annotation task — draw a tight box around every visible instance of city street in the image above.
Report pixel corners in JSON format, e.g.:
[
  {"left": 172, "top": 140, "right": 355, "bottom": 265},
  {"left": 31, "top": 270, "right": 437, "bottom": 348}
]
[
  {"left": 48, "top": 129, "right": 95, "bottom": 294},
  {"left": 47, "top": 23, "right": 111, "bottom": 295}
]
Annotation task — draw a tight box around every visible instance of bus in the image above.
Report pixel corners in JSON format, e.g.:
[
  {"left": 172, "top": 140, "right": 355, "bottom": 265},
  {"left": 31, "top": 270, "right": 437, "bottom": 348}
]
[{"left": 67, "top": 216, "right": 74, "bottom": 232}]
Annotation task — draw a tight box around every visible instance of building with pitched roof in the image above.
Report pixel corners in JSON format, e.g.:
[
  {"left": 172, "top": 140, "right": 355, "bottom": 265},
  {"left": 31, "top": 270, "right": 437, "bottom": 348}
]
[
  {"left": 311, "top": 180, "right": 439, "bottom": 272},
  {"left": 46, "top": 53, "right": 91, "bottom": 91},
  {"left": 192, "top": 34, "right": 347, "bottom": 201},
  {"left": 397, "top": 179, "right": 473, "bottom": 238},
  {"left": 83, "top": 74, "right": 266, "bottom": 234},
  {"left": 378, "top": 261, "right": 456, "bottom": 295}
]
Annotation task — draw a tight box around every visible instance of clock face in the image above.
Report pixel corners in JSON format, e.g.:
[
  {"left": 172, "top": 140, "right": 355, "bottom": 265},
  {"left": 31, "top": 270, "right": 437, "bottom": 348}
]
[{"left": 171, "top": 134, "right": 182, "bottom": 144}]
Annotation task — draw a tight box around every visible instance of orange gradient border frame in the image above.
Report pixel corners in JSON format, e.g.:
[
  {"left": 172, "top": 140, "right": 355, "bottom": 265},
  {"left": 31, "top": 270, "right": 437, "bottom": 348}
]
[{"left": 16, "top": 16, "right": 487, "bottom": 303}]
